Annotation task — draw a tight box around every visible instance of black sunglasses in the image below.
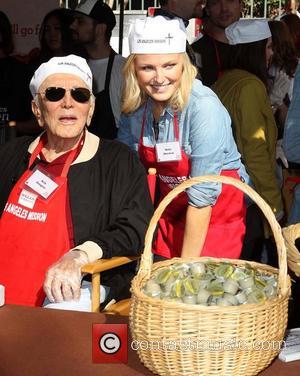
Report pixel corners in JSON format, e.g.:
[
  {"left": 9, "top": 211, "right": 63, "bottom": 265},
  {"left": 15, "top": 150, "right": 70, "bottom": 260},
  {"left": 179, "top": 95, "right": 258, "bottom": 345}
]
[{"left": 40, "top": 87, "right": 91, "bottom": 103}]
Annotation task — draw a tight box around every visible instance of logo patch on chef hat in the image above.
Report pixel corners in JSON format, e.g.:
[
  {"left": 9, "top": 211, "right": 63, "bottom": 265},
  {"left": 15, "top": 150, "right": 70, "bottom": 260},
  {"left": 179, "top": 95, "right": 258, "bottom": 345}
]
[
  {"left": 129, "top": 16, "right": 186, "bottom": 54},
  {"left": 29, "top": 55, "right": 93, "bottom": 97}
]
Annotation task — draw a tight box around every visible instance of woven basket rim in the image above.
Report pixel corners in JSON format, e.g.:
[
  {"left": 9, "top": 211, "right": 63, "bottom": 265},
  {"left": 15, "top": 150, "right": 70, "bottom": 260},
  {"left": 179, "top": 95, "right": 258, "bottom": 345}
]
[
  {"left": 131, "top": 286, "right": 289, "bottom": 313},
  {"left": 131, "top": 256, "right": 290, "bottom": 313}
]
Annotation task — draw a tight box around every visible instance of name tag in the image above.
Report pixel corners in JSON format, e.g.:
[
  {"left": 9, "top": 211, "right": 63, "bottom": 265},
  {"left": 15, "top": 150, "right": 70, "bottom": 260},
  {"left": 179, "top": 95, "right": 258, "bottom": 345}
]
[
  {"left": 25, "top": 169, "right": 58, "bottom": 199},
  {"left": 18, "top": 189, "right": 38, "bottom": 209},
  {"left": 155, "top": 141, "right": 182, "bottom": 162}
]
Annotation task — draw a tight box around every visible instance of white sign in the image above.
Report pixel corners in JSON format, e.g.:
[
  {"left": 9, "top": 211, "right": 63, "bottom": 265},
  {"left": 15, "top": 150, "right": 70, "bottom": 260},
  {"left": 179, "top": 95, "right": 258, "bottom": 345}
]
[
  {"left": 1, "top": 0, "right": 59, "bottom": 55},
  {"left": 18, "top": 189, "right": 38, "bottom": 209},
  {"left": 155, "top": 141, "right": 182, "bottom": 162},
  {"left": 25, "top": 169, "right": 58, "bottom": 199}
]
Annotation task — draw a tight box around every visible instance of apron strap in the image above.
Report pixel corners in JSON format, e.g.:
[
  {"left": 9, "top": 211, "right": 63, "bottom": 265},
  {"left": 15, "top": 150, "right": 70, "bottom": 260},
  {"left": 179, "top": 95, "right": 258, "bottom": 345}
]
[
  {"left": 60, "top": 145, "right": 80, "bottom": 177},
  {"left": 173, "top": 112, "right": 179, "bottom": 141},
  {"left": 28, "top": 133, "right": 85, "bottom": 178},
  {"left": 28, "top": 136, "right": 46, "bottom": 168},
  {"left": 285, "top": 176, "right": 300, "bottom": 192}
]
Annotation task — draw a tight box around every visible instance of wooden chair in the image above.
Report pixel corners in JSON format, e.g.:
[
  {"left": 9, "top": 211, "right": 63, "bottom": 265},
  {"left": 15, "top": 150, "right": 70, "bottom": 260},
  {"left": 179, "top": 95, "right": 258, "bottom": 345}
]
[
  {"left": 81, "top": 256, "right": 138, "bottom": 314},
  {"left": 82, "top": 168, "right": 157, "bottom": 315}
]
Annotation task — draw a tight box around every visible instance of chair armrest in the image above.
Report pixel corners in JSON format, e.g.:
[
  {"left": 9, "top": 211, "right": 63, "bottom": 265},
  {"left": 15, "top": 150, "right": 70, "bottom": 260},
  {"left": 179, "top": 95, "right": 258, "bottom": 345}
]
[
  {"left": 80, "top": 256, "right": 139, "bottom": 313},
  {"left": 81, "top": 256, "right": 139, "bottom": 274}
]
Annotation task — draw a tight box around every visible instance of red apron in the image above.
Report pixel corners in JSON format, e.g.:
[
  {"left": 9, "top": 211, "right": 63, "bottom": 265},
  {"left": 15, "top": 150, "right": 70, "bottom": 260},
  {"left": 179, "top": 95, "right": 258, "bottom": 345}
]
[
  {"left": 285, "top": 176, "right": 300, "bottom": 190},
  {"left": 139, "top": 108, "right": 246, "bottom": 259},
  {"left": 0, "top": 137, "right": 78, "bottom": 306}
]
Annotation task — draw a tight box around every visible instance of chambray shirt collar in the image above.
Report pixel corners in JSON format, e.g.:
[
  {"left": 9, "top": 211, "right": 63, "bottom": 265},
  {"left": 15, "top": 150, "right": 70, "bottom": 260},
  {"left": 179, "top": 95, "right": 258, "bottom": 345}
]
[{"left": 146, "top": 97, "right": 176, "bottom": 118}]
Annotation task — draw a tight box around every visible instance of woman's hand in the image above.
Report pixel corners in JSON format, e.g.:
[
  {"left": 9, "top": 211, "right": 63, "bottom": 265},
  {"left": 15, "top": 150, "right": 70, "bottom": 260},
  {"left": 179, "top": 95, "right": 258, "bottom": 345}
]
[
  {"left": 181, "top": 205, "right": 212, "bottom": 258},
  {"left": 43, "top": 250, "right": 89, "bottom": 303}
]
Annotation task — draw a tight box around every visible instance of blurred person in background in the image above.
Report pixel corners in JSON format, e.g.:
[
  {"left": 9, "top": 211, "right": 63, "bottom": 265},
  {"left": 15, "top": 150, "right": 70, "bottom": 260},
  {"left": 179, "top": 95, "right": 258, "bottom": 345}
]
[
  {"left": 279, "top": 0, "right": 300, "bottom": 18},
  {"left": 283, "top": 65, "right": 300, "bottom": 224},
  {"left": 282, "top": 64, "right": 300, "bottom": 330},
  {"left": 0, "top": 11, "right": 35, "bottom": 139},
  {"left": 70, "top": 0, "right": 125, "bottom": 139},
  {"left": 154, "top": 0, "right": 206, "bottom": 71},
  {"left": 212, "top": 19, "right": 283, "bottom": 263},
  {"left": 281, "top": 13, "right": 300, "bottom": 59},
  {"left": 155, "top": 0, "right": 205, "bottom": 24},
  {"left": 192, "top": 0, "right": 242, "bottom": 86},
  {"left": 267, "top": 20, "right": 298, "bottom": 187},
  {"left": 268, "top": 20, "right": 298, "bottom": 128},
  {"left": 29, "top": 8, "right": 86, "bottom": 72}
]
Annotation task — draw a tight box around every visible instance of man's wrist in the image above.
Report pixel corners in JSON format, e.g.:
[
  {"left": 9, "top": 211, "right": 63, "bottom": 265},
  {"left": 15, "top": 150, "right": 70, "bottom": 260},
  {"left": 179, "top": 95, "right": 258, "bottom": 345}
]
[
  {"left": 70, "top": 241, "right": 103, "bottom": 263},
  {"left": 71, "top": 249, "right": 89, "bottom": 261}
]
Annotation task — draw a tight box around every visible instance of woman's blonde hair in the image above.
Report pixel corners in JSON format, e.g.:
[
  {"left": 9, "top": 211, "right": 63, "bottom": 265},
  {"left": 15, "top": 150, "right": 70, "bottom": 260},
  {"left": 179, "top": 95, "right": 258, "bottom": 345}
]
[{"left": 121, "top": 52, "right": 197, "bottom": 114}]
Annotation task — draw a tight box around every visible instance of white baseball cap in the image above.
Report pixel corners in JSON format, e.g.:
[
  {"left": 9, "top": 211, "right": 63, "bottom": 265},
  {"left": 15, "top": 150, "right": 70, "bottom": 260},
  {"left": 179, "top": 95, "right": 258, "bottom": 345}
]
[
  {"left": 29, "top": 54, "right": 93, "bottom": 97},
  {"left": 225, "top": 19, "right": 271, "bottom": 45},
  {"left": 128, "top": 16, "right": 187, "bottom": 54}
]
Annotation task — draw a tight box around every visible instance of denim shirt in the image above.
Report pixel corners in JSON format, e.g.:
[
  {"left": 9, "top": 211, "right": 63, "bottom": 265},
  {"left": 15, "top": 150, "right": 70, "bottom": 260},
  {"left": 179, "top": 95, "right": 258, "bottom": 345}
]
[
  {"left": 283, "top": 64, "right": 300, "bottom": 163},
  {"left": 118, "top": 79, "right": 248, "bottom": 207}
]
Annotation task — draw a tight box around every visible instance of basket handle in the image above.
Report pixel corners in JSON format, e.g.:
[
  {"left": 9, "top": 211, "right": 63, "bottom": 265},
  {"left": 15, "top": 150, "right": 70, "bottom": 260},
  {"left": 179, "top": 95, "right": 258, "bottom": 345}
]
[
  {"left": 139, "top": 175, "right": 288, "bottom": 294},
  {"left": 282, "top": 223, "right": 300, "bottom": 277},
  {"left": 282, "top": 223, "right": 300, "bottom": 247}
]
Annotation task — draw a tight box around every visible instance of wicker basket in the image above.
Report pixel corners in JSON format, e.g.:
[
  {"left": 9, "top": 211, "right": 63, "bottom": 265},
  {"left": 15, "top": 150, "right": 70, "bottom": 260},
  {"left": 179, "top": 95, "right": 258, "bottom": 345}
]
[
  {"left": 130, "top": 175, "right": 290, "bottom": 376},
  {"left": 282, "top": 223, "right": 300, "bottom": 276}
]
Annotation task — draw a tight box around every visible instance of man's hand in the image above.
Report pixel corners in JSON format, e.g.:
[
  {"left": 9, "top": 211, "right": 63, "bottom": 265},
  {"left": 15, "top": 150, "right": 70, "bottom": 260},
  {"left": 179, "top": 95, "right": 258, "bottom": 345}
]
[{"left": 43, "top": 250, "right": 89, "bottom": 303}]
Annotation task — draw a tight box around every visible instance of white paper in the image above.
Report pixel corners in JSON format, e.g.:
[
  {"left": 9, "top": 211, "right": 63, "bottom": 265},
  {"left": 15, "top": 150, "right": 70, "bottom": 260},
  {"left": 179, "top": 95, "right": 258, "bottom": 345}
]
[
  {"left": 18, "top": 189, "right": 38, "bottom": 209},
  {"left": 0, "top": 285, "right": 5, "bottom": 307},
  {"left": 279, "top": 328, "right": 300, "bottom": 362},
  {"left": 155, "top": 141, "right": 182, "bottom": 162},
  {"left": 25, "top": 169, "right": 58, "bottom": 199}
]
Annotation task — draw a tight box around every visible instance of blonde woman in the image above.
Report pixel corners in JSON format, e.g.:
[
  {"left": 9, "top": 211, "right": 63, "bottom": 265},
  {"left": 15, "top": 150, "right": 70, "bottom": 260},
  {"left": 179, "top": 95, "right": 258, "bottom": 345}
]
[{"left": 118, "top": 16, "right": 248, "bottom": 260}]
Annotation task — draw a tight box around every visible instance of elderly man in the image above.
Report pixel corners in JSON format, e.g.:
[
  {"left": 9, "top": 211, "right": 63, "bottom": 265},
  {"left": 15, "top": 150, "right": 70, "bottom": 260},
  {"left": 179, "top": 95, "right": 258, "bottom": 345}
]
[
  {"left": 0, "top": 54, "right": 153, "bottom": 311},
  {"left": 70, "top": 0, "right": 125, "bottom": 139},
  {"left": 192, "top": 0, "right": 242, "bottom": 86}
]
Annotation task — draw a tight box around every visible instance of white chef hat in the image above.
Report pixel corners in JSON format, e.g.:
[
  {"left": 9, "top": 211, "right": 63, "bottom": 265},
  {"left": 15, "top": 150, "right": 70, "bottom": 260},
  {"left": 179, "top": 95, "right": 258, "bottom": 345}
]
[
  {"left": 128, "top": 16, "right": 186, "bottom": 54},
  {"left": 225, "top": 19, "right": 271, "bottom": 45},
  {"left": 29, "top": 54, "right": 93, "bottom": 97}
]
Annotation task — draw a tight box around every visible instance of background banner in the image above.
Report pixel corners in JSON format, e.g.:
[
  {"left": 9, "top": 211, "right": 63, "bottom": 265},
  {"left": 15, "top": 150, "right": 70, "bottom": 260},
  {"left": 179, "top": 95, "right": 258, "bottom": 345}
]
[{"left": 1, "top": 0, "right": 59, "bottom": 55}]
